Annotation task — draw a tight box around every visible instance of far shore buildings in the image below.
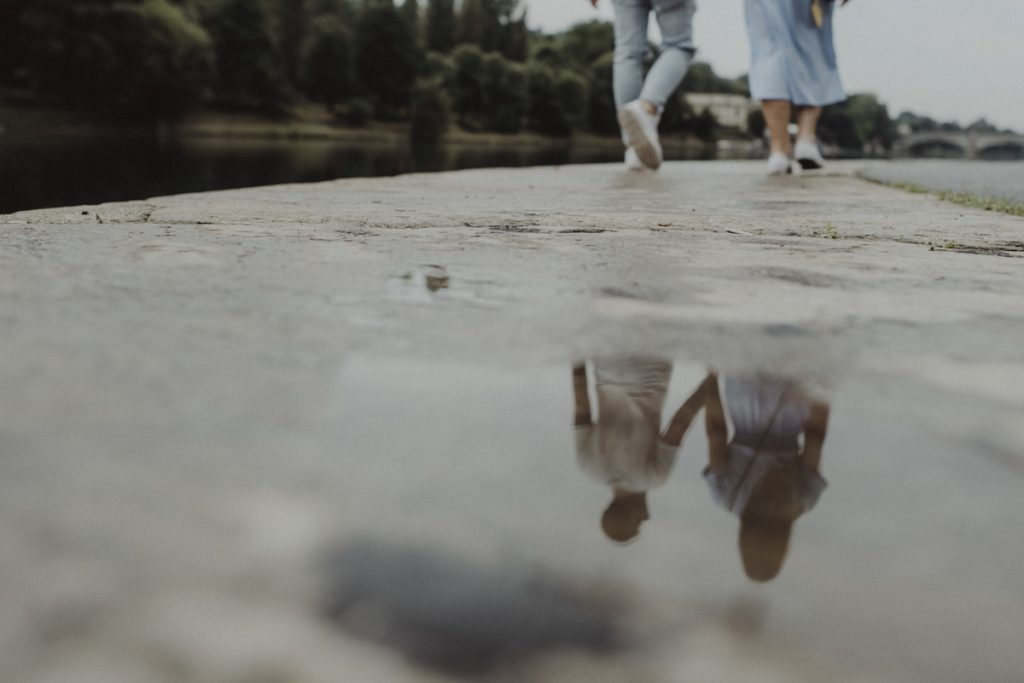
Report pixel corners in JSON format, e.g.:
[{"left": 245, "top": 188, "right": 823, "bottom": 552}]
[{"left": 685, "top": 93, "right": 753, "bottom": 132}]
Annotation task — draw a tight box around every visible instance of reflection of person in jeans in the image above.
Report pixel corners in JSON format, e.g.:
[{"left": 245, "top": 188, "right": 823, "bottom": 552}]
[
  {"left": 573, "top": 359, "right": 708, "bottom": 543},
  {"left": 591, "top": 0, "right": 697, "bottom": 171},
  {"left": 703, "top": 373, "right": 830, "bottom": 581}
]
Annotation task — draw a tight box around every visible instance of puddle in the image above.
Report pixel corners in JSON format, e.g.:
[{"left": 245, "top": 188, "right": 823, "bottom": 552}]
[{"left": 320, "top": 355, "right": 1024, "bottom": 681}]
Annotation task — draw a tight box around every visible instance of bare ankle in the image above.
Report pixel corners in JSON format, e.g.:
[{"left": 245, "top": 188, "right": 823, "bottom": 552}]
[{"left": 639, "top": 100, "right": 658, "bottom": 116}]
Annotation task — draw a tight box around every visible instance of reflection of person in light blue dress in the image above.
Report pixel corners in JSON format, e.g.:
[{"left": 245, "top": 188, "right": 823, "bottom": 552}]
[
  {"left": 572, "top": 359, "right": 708, "bottom": 544},
  {"left": 703, "top": 373, "right": 830, "bottom": 581},
  {"left": 746, "top": 0, "right": 849, "bottom": 174}
]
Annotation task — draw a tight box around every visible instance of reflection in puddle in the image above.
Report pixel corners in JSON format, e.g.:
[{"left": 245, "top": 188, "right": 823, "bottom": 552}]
[
  {"left": 572, "top": 358, "right": 705, "bottom": 544},
  {"left": 325, "top": 354, "right": 1024, "bottom": 681},
  {"left": 703, "top": 373, "right": 829, "bottom": 582},
  {"left": 573, "top": 358, "right": 829, "bottom": 581}
]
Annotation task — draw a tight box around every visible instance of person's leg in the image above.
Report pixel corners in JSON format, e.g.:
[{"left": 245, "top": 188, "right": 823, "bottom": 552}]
[
  {"left": 762, "top": 99, "right": 793, "bottom": 174},
  {"left": 794, "top": 105, "right": 825, "bottom": 169},
  {"left": 796, "top": 106, "right": 821, "bottom": 142},
  {"left": 612, "top": 0, "right": 650, "bottom": 113},
  {"left": 639, "top": 0, "right": 697, "bottom": 110},
  {"left": 619, "top": 0, "right": 692, "bottom": 169},
  {"left": 762, "top": 99, "right": 792, "bottom": 156}
]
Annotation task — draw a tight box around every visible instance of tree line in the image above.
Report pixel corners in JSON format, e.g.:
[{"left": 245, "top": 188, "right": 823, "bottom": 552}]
[
  {"left": 2, "top": 0, "right": 982, "bottom": 151},
  {"left": 0, "top": 0, "right": 740, "bottom": 142}
]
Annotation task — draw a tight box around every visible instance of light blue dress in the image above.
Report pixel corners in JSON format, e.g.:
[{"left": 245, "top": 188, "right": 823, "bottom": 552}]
[
  {"left": 745, "top": 0, "right": 846, "bottom": 106},
  {"left": 703, "top": 376, "right": 827, "bottom": 516}
]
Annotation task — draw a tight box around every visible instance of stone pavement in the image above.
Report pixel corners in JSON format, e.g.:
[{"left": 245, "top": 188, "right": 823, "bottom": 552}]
[{"left": 1, "top": 162, "right": 1023, "bottom": 682}]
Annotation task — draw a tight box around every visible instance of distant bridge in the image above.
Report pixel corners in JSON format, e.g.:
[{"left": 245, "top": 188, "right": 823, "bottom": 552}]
[{"left": 894, "top": 131, "right": 1024, "bottom": 159}]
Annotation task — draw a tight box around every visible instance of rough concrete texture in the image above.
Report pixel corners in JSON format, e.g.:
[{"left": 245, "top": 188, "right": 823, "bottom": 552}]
[{"left": 1, "top": 161, "right": 1023, "bottom": 682}]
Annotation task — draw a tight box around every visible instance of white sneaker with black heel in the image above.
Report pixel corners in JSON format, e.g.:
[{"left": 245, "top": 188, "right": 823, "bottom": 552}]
[
  {"left": 766, "top": 152, "right": 792, "bottom": 175},
  {"left": 795, "top": 139, "right": 826, "bottom": 170},
  {"left": 618, "top": 101, "right": 663, "bottom": 170}
]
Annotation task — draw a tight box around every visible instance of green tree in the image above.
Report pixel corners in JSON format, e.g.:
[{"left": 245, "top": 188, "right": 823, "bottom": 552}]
[
  {"left": 896, "top": 111, "right": 938, "bottom": 133},
  {"left": 747, "top": 109, "right": 766, "bottom": 138},
  {"left": 843, "top": 93, "right": 893, "bottom": 149},
  {"left": 401, "top": 0, "right": 421, "bottom": 44},
  {"left": 116, "top": 0, "right": 215, "bottom": 117},
  {"left": 558, "top": 21, "right": 614, "bottom": 71},
  {"left": 409, "top": 77, "right": 451, "bottom": 144},
  {"left": 500, "top": 14, "right": 529, "bottom": 61},
  {"left": 426, "top": 0, "right": 456, "bottom": 53},
  {"left": 818, "top": 108, "right": 860, "bottom": 150},
  {"left": 422, "top": 51, "right": 455, "bottom": 88},
  {"left": 355, "top": 3, "right": 417, "bottom": 116},
  {"left": 531, "top": 42, "right": 562, "bottom": 69},
  {"left": 967, "top": 117, "right": 998, "bottom": 133},
  {"left": 21, "top": 0, "right": 214, "bottom": 119},
  {"left": 681, "top": 62, "right": 742, "bottom": 94},
  {"left": 659, "top": 91, "right": 695, "bottom": 136},
  {"left": 450, "top": 44, "right": 485, "bottom": 130},
  {"left": 690, "top": 108, "right": 717, "bottom": 142},
  {"left": 480, "top": 0, "right": 524, "bottom": 56},
  {"left": 586, "top": 51, "right": 616, "bottom": 135},
  {"left": 301, "top": 15, "right": 353, "bottom": 107},
  {"left": 822, "top": 94, "right": 895, "bottom": 152},
  {"left": 206, "top": 0, "right": 289, "bottom": 108},
  {"left": 458, "top": 0, "right": 484, "bottom": 46},
  {"left": 307, "top": 0, "right": 356, "bottom": 23},
  {"left": 423, "top": 50, "right": 456, "bottom": 90},
  {"left": 526, "top": 63, "right": 574, "bottom": 137},
  {"left": 555, "top": 70, "right": 588, "bottom": 130},
  {"left": 275, "top": 0, "right": 308, "bottom": 88},
  {"left": 20, "top": 0, "right": 116, "bottom": 103},
  {"left": 480, "top": 51, "right": 526, "bottom": 132},
  {"left": 0, "top": 0, "right": 32, "bottom": 85}
]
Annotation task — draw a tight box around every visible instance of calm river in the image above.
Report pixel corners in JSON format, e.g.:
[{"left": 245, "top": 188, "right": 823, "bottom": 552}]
[{"left": 2, "top": 132, "right": 1021, "bottom": 214}]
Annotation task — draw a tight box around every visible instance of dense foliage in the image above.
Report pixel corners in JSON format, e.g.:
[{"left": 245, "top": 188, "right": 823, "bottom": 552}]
[{"left": 1, "top": 0, "right": 952, "bottom": 150}]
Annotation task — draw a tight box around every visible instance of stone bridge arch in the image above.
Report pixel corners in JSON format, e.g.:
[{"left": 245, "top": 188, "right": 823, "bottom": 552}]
[
  {"left": 976, "top": 139, "right": 1024, "bottom": 160},
  {"left": 897, "top": 132, "right": 1024, "bottom": 159},
  {"left": 903, "top": 136, "right": 968, "bottom": 158}
]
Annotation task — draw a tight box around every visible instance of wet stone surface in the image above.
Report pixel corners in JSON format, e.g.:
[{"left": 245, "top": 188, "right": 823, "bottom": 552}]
[{"left": 1, "top": 162, "right": 1023, "bottom": 682}]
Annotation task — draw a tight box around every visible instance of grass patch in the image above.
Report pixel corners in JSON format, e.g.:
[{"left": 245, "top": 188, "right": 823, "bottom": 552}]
[
  {"left": 860, "top": 174, "right": 1024, "bottom": 218},
  {"left": 933, "top": 190, "right": 1024, "bottom": 217},
  {"left": 810, "top": 222, "right": 840, "bottom": 239}
]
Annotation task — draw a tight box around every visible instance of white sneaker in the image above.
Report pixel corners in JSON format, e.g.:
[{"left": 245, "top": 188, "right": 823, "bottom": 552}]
[
  {"left": 766, "top": 152, "right": 792, "bottom": 175},
  {"left": 624, "top": 147, "right": 645, "bottom": 171},
  {"left": 618, "top": 101, "right": 662, "bottom": 170},
  {"left": 794, "top": 139, "right": 825, "bottom": 170}
]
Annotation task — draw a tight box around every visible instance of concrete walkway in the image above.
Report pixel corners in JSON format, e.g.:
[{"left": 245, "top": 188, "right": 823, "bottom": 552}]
[{"left": 1, "top": 162, "right": 1023, "bottom": 682}]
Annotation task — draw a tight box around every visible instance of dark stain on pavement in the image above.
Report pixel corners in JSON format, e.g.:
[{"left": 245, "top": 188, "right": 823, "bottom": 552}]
[{"left": 320, "top": 540, "right": 622, "bottom": 676}]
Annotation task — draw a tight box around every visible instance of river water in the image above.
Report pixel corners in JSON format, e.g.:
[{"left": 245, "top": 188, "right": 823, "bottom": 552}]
[
  {"left": 861, "top": 160, "right": 1024, "bottom": 204},
  {"left": 2, "top": 131, "right": 1022, "bottom": 214},
  {"left": 0, "top": 133, "right": 631, "bottom": 214}
]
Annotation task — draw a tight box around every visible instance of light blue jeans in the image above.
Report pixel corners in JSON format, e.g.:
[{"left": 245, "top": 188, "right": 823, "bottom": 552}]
[{"left": 612, "top": 0, "right": 697, "bottom": 111}]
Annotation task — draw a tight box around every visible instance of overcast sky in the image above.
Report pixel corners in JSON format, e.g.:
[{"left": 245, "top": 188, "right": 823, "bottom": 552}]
[{"left": 523, "top": 0, "right": 1024, "bottom": 131}]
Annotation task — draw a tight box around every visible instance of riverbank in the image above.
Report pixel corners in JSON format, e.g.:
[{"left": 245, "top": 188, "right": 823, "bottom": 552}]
[
  {"left": 0, "top": 94, "right": 715, "bottom": 156},
  {"left": 859, "top": 159, "right": 1024, "bottom": 215},
  {"left": 0, "top": 94, "right": 727, "bottom": 214}
]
